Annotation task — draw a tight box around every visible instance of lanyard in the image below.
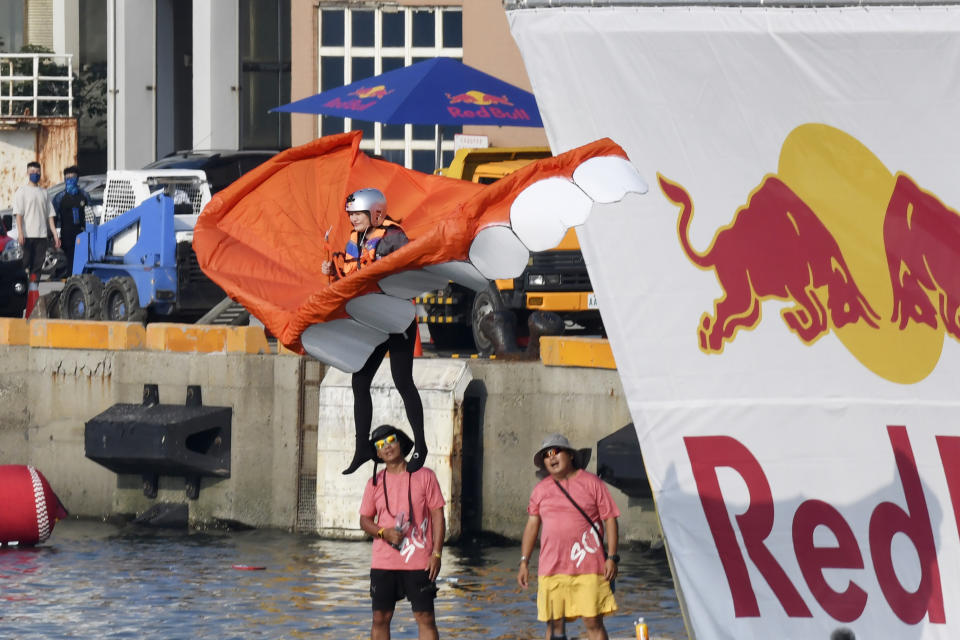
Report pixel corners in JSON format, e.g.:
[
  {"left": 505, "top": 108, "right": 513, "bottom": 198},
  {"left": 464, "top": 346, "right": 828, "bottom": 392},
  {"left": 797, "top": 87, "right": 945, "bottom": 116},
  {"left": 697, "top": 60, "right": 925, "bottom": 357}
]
[{"left": 553, "top": 478, "right": 607, "bottom": 559}]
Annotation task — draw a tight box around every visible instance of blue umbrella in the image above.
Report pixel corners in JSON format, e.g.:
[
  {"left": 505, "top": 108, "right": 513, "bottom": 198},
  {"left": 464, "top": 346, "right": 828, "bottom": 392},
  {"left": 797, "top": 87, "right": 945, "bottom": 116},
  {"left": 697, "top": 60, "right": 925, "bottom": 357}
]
[{"left": 272, "top": 57, "right": 543, "bottom": 128}]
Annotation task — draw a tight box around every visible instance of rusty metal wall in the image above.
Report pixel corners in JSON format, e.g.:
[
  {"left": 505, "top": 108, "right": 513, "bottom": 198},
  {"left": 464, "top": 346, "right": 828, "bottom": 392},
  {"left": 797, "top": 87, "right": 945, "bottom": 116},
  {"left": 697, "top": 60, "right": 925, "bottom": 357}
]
[{"left": 0, "top": 117, "right": 77, "bottom": 209}]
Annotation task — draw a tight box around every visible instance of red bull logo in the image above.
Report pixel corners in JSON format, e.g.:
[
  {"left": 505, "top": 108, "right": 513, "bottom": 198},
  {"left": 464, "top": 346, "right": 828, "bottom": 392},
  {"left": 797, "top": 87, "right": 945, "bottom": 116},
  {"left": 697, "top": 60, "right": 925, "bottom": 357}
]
[
  {"left": 323, "top": 85, "right": 393, "bottom": 112},
  {"left": 445, "top": 90, "right": 513, "bottom": 106},
  {"left": 444, "top": 90, "right": 530, "bottom": 121},
  {"left": 349, "top": 85, "right": 392, "bottom": 100},
  {"left": 660, "top": 123, "right": 960, "bottom": 384}
]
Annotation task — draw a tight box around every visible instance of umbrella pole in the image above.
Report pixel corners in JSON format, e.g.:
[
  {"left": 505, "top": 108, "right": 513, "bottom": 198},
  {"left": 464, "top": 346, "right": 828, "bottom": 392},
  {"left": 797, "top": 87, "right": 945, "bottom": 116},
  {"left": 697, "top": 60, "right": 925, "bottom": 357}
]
[{"left": 434, "top": 125, "right": 444, "bottom": 172}]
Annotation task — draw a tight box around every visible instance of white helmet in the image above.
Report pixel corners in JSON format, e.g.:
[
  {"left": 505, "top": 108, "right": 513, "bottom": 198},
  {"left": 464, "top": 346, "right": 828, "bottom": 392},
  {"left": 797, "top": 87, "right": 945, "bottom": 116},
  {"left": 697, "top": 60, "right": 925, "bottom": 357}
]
[{"left": 345, "top": 188, "right": 387, "bottom": 227}]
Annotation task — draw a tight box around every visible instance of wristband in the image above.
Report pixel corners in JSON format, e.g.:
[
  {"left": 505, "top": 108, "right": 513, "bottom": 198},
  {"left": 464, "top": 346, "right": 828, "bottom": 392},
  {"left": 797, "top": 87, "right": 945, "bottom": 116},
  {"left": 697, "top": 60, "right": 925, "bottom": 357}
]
[
  {"left": 432, "top": 551, "right": 442, "bottom": 559},
  {"left": 519, "top": 555, "right": 529, "bottom": 565},
  {"left": 377, "top": 528, "right": 385, "bottom": 539}
]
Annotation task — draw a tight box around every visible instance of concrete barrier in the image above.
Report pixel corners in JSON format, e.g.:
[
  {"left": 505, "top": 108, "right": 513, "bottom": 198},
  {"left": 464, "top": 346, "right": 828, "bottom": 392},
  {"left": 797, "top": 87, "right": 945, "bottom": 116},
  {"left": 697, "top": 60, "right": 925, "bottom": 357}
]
[
  {"left": 0, "top": 318, "right": 29, "bottom": 345},
  {"left": 29, "top": 319, "right": 146, "bottom": 350},
  {"left": 2, "top": 319, "right": 274, "bottom": 355},
  {"left": 540, "top": 336, "right": 616, "bottom": 369}
]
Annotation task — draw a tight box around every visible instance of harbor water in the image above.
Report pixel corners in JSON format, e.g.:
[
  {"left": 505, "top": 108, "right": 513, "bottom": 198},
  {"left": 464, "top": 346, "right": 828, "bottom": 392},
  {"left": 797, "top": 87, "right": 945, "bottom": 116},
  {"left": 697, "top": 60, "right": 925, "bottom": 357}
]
[{"left": 0, "top": 519, "right": 686, "bottom": 639}]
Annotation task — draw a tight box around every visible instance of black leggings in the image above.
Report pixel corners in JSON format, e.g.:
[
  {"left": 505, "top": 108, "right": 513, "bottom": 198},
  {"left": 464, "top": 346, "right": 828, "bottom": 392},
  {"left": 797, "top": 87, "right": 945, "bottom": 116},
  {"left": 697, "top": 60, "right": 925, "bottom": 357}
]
[{"left": 351, "top": 320, "right": 424, "bottom": 443}]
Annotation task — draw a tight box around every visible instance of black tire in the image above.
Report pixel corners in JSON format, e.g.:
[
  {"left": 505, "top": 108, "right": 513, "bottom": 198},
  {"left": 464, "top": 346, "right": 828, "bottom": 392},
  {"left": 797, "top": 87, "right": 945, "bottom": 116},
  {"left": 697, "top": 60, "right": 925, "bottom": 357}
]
[
  {"left": 100, "top": 276, "right": 147, "bottom": 323},
  {"left": 471, "top": 285, "right": 505, "bottom": 356},
  {"left": 41, "top": 247, "right": 69, "bottom": 280},
  {"left": 58, "top": 274, "right": 103, "bottom": 320}
]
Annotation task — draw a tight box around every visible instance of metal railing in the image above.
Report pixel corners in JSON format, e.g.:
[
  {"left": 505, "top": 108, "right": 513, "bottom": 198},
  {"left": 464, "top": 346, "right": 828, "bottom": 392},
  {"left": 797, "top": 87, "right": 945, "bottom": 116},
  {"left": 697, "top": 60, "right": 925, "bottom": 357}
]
[{"left": 0, "top": 53, "right": 73, "bottom": 117}]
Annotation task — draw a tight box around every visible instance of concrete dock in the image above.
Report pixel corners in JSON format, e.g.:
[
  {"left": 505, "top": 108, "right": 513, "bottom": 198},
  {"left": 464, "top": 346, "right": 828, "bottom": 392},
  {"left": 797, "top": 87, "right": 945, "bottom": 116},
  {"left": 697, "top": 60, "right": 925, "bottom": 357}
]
[{"left": 0, "top": 318, "right": 660, "bottom": 545}]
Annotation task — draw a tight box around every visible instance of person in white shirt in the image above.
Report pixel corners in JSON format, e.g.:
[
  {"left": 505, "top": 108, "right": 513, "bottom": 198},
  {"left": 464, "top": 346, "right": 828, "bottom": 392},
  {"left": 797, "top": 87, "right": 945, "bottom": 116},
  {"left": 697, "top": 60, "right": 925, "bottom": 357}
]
[{"left": 12, "top": 161, "right": 60, "bottom": 278}]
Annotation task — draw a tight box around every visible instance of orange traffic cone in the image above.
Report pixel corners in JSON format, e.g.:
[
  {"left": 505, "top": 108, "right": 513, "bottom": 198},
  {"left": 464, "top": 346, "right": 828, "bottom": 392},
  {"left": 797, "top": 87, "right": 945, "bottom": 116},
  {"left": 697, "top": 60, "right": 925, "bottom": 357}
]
[
  {"left": 414, "top": 324, "right": 423, "bottom": 357},
  {"left": 25, "top": 273, "right": 39, "bottom": 319}
]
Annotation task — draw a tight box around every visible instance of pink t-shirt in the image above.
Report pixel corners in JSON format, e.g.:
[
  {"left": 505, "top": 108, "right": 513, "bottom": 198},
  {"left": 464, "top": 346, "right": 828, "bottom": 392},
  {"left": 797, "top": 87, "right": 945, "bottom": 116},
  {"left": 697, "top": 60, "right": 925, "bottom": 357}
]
[
  {"left": 360, "top": 467, "right": 446, "bottom": 570},
  {"left": 528, "top": 470, "right": 620, "bottom": 577}
]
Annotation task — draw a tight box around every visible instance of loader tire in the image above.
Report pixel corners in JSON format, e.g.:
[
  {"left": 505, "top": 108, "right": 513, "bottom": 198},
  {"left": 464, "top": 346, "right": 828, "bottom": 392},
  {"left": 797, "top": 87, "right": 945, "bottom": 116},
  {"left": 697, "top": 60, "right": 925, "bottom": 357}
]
[
  {"left": 101, "top": 276, "right": 147, "bottom": 323},
  {"left": 58, "top": 274, "right": 103, "bottom": 320}
]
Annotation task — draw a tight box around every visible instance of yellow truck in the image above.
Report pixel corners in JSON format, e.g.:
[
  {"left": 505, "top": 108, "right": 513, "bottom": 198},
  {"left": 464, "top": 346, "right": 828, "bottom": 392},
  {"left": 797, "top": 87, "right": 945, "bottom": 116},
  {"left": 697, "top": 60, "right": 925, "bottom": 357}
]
[{"left": 418, "top": 147, "right": 603, "bottom": 354}]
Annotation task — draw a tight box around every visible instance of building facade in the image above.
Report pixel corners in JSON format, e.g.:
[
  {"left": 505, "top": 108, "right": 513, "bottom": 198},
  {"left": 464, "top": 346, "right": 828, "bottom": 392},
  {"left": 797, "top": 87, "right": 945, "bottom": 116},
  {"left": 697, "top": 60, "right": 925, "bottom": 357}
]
[
  {"left": 108, "top": 0, "right": 291, "bottom": 170},
  {"left": 7, "top": 0, "right": 545, "bottom": 173},
  {"left": 289, "top": 0, "right": 546, "bottom": 172}
]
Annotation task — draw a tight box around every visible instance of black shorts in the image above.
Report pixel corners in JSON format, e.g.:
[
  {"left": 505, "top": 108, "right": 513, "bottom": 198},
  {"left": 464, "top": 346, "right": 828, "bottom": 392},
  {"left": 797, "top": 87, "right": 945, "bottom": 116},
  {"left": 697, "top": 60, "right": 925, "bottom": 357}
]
[{"left": 370, "top": 568, "right": 437, "bottom": 613}]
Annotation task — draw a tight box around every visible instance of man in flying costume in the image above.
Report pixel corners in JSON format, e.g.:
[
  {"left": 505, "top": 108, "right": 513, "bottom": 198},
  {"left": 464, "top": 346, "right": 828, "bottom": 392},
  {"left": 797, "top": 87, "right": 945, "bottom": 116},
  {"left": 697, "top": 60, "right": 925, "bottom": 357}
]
[
  {"left": 192, "top": 130, "right": 645, "bottom": 477},
  {"left": 322, "top": 188, "right": 427, "bottom": 474}
]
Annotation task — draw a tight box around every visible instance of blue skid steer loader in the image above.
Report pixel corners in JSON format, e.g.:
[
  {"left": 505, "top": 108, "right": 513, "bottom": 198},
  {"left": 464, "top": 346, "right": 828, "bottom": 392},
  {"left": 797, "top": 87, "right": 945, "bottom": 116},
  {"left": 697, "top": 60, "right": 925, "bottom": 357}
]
[{"left": 59, "top": 171, "right": 229, "bottom": 323}]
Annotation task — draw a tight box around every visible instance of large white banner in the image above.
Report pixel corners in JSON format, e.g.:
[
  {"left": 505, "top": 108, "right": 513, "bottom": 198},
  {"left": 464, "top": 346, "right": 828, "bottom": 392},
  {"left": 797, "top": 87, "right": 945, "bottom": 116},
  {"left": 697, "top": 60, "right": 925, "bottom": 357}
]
[{"left": 510, "top": 6, "right": 960, "bottom": 639}]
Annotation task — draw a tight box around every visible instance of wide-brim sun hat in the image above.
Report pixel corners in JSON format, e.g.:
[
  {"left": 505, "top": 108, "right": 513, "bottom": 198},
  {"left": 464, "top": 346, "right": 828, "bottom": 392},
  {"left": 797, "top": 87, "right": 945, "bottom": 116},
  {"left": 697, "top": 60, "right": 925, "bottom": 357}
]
[{"left": 534, "top": 433, "right": 576, "bottom": 469}]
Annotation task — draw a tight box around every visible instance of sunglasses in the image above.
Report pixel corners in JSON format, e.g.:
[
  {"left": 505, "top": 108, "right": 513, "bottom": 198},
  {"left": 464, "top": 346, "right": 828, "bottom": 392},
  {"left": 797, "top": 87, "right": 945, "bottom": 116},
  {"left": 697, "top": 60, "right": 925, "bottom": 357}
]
[
  {"left": 375, "top": 434, "right": 398, "bottom": 449},
  {"left": 542, "top": 447, "right": 567, "bottom": 459}
]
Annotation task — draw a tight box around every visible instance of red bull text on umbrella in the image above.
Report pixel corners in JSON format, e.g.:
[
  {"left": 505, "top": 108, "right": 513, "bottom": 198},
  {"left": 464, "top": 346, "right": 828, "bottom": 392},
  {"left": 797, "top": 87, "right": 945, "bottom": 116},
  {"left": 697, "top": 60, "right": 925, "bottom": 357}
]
[{"left": 445, "top": 90, "right": 530, "bottom": 121}]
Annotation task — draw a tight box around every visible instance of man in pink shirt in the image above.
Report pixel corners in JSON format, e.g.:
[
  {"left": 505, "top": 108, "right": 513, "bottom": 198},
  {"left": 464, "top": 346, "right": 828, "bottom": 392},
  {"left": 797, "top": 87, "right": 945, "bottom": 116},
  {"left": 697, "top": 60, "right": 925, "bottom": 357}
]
[
  {"left": 517, "top": 433, "right": 620, "bottom": 640},
  {"left": 359, "top": 424, "right": 446, "bottom": 639}
]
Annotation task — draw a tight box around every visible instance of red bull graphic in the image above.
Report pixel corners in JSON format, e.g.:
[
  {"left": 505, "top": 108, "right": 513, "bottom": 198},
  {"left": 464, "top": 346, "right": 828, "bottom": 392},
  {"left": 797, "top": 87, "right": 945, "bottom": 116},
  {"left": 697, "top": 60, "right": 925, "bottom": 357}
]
[
  {"left": 444, "top": 90, "right": 530, "bottom": 121},
  {"left": 323, "top": 85, "right": 393, "bottom": 112},
  {"left": 659, "top": 174, "right": 880, "bottom": 352},
  {"left": 349, "top": 85, "right": 392, "bottom": 100},
  {"left": 445, "top": 90, "right": 513, "bottom": 106},
  {"left": 884, "top": 175, "right": 960, "bottom": 340},
  {"left": 659, "top": 123, "right": 960, "bottom": 384}
]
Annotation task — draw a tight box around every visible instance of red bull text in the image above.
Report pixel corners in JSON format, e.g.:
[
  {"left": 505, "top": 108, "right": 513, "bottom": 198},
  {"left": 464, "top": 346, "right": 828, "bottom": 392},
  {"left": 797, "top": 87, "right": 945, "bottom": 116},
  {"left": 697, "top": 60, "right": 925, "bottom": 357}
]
[
  {"left": 444, "top": 90, "right": 530, "bottom": 121},
  {"left": 686, "top": 424, "right": 958, "bottom": 625}
]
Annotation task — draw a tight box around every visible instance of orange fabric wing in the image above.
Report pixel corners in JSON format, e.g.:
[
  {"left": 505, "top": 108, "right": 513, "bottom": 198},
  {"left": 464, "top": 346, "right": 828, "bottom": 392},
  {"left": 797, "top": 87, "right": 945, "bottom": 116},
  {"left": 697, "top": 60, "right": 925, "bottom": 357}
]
[{"left": 193, "top": 131, "right": 629, "bottom": 352}]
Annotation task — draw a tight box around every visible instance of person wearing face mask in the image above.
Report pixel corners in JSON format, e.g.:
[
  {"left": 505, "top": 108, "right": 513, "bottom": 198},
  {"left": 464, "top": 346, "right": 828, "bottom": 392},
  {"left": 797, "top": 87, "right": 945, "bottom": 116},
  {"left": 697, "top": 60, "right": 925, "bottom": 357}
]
[
  {"left": 321, "top": 188, "right": 429, "bottom": 476},
  {"left": 51, "top": 166, "right": 92, "bottom": 275},
  {"left": 12, "top": 161, "right": 59, "bottom": 282}
]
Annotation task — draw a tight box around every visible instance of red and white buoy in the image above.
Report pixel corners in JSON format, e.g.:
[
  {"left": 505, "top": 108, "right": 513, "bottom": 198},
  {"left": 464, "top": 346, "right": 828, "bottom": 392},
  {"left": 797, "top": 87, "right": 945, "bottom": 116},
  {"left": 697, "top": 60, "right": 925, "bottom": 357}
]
[{"left": 0, "top": 465, "right": 68, "bottom": 546}]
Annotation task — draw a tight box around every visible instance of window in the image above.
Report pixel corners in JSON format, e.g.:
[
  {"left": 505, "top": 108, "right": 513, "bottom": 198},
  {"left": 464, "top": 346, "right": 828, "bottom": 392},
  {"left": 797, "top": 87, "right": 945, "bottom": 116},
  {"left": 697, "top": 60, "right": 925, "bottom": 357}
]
[
  {"left": 240, "top": 0, "right": 291, "bottom": 150},
  {"left": 317, "top": 6, "right": 463, "bottom": 172}
]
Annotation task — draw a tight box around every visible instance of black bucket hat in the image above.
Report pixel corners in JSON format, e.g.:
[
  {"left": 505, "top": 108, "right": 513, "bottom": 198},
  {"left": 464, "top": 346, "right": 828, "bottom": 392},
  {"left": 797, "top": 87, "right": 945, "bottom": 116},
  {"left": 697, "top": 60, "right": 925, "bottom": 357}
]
[
  {"left": 369, "top": 424, "right": 414, "bottom": 485},
  {"left": 369, "top": 424, "right": 414, "bottom": 458}
]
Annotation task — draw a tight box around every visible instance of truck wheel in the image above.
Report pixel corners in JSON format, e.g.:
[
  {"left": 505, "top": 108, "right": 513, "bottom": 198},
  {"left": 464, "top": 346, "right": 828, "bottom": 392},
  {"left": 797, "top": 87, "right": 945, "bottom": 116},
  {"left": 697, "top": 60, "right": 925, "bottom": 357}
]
[
  {"left": 58, "top": 274, "right": 103, "bottom": 320},
  {"left": 101, "top": 276, "right": 147, "bottom": 323},
  {"left": 471, "top": 285, "right": 504, "bottom": 356}
]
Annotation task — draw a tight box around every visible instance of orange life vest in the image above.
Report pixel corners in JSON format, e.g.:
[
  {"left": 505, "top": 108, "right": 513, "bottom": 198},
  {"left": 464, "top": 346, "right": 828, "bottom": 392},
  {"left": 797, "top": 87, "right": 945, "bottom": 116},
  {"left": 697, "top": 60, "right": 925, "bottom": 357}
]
[{"left": 333, "top": 219, "right": 404, "bottom": 278}]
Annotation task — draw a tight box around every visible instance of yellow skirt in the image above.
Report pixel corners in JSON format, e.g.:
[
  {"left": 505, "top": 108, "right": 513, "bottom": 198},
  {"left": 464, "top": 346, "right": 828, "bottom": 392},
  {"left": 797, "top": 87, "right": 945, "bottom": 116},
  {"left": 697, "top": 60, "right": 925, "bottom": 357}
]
[{"left": 536, "top": 573, "right": 618, "bottom": 622}]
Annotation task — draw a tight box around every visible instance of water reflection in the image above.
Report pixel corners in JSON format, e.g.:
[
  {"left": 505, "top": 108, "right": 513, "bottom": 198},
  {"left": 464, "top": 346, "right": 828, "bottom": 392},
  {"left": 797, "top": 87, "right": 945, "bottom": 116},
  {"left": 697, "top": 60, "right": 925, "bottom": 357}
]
[{"left": 0, "top": 520, "right": 686, "bottom": 639}]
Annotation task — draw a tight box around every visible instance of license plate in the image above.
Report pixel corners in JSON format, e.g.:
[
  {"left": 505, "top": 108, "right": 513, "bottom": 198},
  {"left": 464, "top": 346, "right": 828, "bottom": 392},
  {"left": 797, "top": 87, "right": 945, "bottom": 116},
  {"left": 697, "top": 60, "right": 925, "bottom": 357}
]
[{"left": 587, "top": 293, "right": 599, "bottom": 309}]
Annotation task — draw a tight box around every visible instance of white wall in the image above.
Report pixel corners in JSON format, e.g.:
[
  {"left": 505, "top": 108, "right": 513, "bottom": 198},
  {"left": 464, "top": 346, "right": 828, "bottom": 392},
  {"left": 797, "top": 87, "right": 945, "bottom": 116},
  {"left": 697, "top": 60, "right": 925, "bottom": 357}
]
[
  {"left": 192, "top": 0, "right": 238, "bottom": 150},
  {"left": 52, "top": 0, "right": 79, "bottom": 59},
  {"left": 107, "top": 0, "right": 156, "bottom": 169}
]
